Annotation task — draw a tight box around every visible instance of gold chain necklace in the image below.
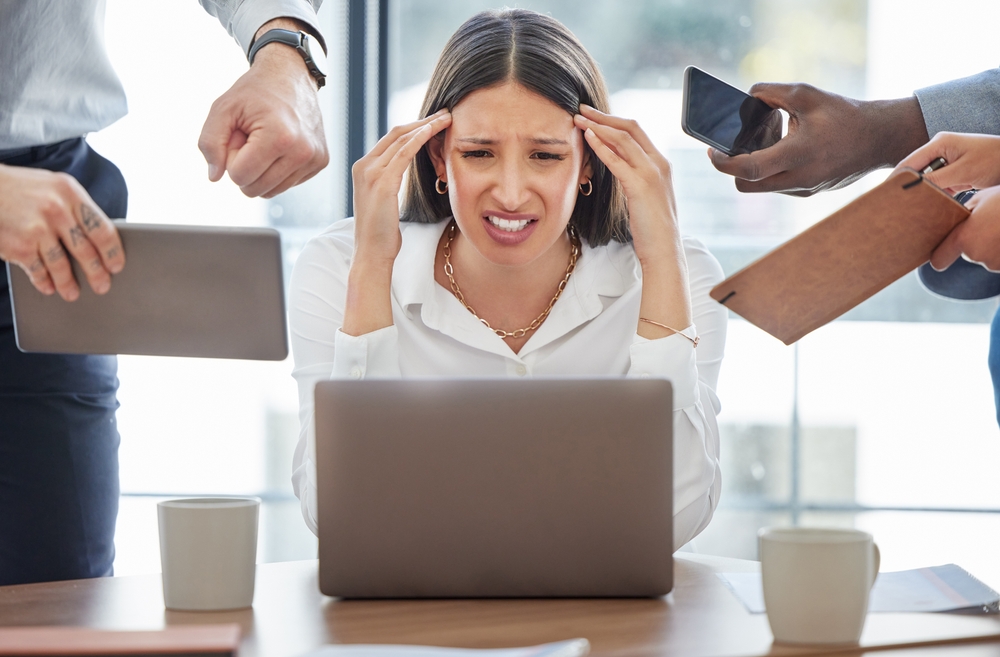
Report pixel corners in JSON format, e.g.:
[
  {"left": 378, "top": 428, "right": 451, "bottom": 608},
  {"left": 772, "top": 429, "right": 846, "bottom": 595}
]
[{"left": 442, "top": 220, "right": 580, "bottom": 339}]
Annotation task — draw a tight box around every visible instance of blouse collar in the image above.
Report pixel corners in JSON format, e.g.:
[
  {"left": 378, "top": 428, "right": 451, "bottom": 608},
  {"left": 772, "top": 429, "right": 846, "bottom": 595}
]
[{"left": 391, "top": 219, "right": 639, "bottom": 359}]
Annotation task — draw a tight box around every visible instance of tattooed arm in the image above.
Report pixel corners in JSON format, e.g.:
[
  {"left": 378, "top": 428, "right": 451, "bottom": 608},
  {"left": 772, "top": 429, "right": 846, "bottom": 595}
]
[{"left": 0, "top": 164, "right": 125, "bottom": 300}]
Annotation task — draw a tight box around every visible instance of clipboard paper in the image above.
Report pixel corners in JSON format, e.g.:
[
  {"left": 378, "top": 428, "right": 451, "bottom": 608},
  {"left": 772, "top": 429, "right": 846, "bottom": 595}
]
[{"left": 710, "top": 168, "right": 970, "bottom": 344}]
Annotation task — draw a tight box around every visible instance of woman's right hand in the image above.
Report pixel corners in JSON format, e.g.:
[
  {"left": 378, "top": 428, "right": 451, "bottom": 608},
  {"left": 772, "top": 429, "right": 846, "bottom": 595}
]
[
  {"left": 896, "top": 132, "right": 1000, "bottom": 194},
  {"left": 350, "top": 109, "right": 451, "bottom": 266}
]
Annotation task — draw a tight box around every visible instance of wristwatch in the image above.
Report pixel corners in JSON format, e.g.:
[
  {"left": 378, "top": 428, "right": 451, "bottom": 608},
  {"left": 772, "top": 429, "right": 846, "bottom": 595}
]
[{"left": 248, "top": 28, "right": 326, "bottom": 89}]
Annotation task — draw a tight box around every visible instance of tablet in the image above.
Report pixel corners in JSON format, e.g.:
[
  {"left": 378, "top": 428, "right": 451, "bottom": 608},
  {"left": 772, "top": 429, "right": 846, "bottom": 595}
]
[
  {"left": 710, "top": 168, "right": 970, "bottom": 345},
  {"left": 7, "top": 222, "right": 288, "bottom": 360}
]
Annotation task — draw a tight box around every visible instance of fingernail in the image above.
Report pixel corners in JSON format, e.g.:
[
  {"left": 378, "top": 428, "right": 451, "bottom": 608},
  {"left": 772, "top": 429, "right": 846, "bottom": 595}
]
[
  {"left": 66, "top": 289, "right": 79, "bottom": 302},
  {"left": 208, "top": 163, "right": 220, "bottom": 180},
  {"left": 110, "top": 262, "right": 123, "bottom": 274},
  {"left": 96, "top": 280, "right": 110, "bottom": 294}
]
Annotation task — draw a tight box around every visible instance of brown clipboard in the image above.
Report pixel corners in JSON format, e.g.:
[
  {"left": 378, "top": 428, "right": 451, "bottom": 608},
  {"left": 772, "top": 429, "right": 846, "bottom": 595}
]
[{"left": 709, "top": 168, "right": 970, "bottom": 345}]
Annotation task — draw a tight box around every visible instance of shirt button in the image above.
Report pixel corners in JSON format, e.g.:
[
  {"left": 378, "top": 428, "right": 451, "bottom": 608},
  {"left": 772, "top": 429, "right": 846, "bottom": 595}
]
[
  {"left": 350, "top": 366, "right": 363, "bottom": 379},
  {"left": 640, "top": 372, "right": 651, "bottom": 379},
  {"left": 515, "top": 365, "right": 527, "bottom": 377}
]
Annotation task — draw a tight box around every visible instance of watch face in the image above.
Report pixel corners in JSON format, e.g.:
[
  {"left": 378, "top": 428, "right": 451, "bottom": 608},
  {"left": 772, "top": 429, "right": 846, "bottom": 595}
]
[{"left": 300, "top": 32, "right": 327, "bottom": 78}]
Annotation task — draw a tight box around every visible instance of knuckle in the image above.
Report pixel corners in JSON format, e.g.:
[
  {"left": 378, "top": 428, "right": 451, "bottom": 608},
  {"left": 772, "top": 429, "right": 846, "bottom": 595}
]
[{"left": 51, "top": 171, "right": 76, "bottom": 195}]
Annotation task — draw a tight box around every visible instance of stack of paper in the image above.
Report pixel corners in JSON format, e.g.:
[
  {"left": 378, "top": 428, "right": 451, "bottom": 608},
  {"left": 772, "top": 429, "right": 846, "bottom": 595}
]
[{"left": 719, "top": 564, "right": 1000, "bottom": 614}]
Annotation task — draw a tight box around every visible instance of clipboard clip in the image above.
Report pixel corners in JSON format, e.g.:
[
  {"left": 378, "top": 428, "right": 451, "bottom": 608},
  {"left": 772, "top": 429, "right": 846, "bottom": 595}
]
[{"left": 903, "top": 157, "right": 948, "bottom": 190}]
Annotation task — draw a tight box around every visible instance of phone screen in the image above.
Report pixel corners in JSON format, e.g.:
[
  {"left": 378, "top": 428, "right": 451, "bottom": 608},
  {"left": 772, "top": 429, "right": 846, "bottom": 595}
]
[{"left": 682, "top": 66, "right": 781, "bottom": 156}]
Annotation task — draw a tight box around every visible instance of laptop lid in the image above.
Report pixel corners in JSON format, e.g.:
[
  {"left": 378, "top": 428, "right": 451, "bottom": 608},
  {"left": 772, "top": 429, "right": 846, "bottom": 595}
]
[
  {"left": 315, "top": 378, "right": 673, "bottom": 598},
  {"left": 7, "top": 222, "right": 288, "bottom": 360}
]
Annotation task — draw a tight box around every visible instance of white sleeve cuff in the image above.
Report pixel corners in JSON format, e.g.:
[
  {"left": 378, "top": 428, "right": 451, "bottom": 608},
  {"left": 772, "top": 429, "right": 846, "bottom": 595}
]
[
  {"left": 332, "top": 325, "right": 402, "bottom": 379},
  {"left": 628, "top": 330, "right": 700, "bottom": 410},
  {"left": 225, "top": 0, "right": 325, "bottom": 55}
]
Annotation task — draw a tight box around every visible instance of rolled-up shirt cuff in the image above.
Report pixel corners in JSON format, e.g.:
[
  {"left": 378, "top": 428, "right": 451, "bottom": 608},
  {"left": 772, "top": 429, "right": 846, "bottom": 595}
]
[
  {"left": 332, "top": 325, "right": 401, "bottom": 379},
  {"left": 629, "top": 330, "right": 700, "bottom": 410},
  {"left": 232, "top": 0, "right": 325, "bottom": 55}
]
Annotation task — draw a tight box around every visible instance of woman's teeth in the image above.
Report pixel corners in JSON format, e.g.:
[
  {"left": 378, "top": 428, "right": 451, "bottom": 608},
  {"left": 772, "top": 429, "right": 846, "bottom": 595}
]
[{"left": 488, "top": 216, "right": 531, "bottom": 232}]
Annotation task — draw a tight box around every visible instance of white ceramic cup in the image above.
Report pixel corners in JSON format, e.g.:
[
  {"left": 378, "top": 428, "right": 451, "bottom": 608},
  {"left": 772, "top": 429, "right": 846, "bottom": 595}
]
[
  {"left": 759, "top": 527, "right": 880, "bottom": 645},
  {"left": 157, "top": 497, "right": 260, "bottom": 611}
]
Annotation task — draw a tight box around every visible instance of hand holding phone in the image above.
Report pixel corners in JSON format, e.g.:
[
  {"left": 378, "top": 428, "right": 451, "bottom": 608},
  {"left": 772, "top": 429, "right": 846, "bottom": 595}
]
[{"left": 681, "top": 66, "right": 782, "bottom": 156}]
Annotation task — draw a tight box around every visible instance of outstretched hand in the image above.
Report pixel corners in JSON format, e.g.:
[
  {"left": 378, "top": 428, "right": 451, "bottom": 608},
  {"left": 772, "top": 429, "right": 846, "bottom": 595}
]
[
  {"left": 198, "top": 23, "right": 329, "bottom": 199},
  {"left": 708, "top": 83, "right": 929, "bottom": 196},
  {"left": 0, "top": 164, "right": 125, "bottom": 300}
]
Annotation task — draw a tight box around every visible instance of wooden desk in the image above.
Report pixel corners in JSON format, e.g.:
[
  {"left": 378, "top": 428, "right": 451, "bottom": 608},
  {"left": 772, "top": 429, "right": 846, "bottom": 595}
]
[{"left": 2, "top": 555, "right": 999, "bottom": 657}]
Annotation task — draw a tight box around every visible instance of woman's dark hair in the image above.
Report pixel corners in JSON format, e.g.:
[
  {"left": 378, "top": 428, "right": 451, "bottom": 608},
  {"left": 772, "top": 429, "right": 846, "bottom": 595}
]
[{"left": 399, "top": 9, "right": 630, "bottom": 246}]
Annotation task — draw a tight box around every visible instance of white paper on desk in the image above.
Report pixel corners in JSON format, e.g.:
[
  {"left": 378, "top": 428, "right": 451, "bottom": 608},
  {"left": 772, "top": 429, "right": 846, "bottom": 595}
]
[
  {"left": 718, "top": 564, "right": 1000, "bottom": 614},
  {"left": 296, "top": 638, "right": 590, "bottom": 657}
]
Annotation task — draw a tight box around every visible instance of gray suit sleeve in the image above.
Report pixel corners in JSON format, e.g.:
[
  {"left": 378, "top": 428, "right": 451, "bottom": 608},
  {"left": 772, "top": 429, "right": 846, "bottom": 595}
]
[
  {"left": 915, "top": 68, "right": 1000, "bottom": 137},
  {"left": 198, "top": 0, "right": 324, "bottom": 56}
]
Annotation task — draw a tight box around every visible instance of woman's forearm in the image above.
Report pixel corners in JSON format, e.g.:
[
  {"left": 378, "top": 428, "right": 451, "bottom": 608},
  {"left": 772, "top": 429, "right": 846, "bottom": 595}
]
[
  {"left": 636, "top": 225, "right": 694, "bottom": 340},
  {"left": 341, "top": 257, "right": 395, "bottom": 336}
]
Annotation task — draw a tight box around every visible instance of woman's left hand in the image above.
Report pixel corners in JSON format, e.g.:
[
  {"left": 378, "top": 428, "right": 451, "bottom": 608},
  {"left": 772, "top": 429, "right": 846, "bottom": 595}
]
[{"left": 574, "top": 105, "right": 680, "bottom": 266}]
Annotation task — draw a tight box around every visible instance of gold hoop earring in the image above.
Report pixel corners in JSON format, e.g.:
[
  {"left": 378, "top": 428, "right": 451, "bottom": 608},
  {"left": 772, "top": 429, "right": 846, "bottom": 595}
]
[
  {"left": 435, "top": 178, "right": 448, "bottom": 195},
  {"left": 579, "top": 180, "right": 593, "bottom": 197}
]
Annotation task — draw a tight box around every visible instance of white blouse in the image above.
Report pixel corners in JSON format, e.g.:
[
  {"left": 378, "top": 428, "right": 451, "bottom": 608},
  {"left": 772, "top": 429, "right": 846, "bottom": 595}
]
[{"left": 289, "top": 218, "right": 728, "bottom": 550}]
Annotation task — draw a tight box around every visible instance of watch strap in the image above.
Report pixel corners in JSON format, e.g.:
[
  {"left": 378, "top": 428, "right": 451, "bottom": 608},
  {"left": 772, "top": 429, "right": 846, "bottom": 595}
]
[{"left": 248, "top": 28, "right": 326, "bottom": 89}]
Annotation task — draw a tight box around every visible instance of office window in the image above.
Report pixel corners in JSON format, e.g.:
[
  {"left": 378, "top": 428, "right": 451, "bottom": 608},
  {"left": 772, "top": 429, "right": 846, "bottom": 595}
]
[{"left": 386, "top": 0, "right": 1000, "bottom": 579}]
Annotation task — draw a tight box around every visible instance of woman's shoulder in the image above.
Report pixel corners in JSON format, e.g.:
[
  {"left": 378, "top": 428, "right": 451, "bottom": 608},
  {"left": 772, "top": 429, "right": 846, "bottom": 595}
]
[
  {"left": 295, "top": 218, "right": 356, "bottom": 269},
  {"left": 293, "top": 218, "right": 446, "bottom": 274}
]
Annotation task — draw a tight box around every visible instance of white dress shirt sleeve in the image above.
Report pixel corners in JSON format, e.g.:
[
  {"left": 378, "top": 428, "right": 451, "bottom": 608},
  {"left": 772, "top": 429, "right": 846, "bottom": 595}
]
[
  {"left": 199, "top": 0, "right": 325, "bottom": 55},
  {"left": 627, "top": 237, "right": 727, "bottom": 550}
]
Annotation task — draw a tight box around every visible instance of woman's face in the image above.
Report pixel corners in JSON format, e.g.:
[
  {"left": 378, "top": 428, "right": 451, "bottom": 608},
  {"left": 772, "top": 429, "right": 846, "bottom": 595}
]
[{"left": 428, "top": 81, "right": 591, "bottom": 268}]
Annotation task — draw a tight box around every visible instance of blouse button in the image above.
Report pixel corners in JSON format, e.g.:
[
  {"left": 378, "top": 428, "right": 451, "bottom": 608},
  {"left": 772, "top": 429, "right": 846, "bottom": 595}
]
[
  {"left": 350, "top": 366, "right": 363, "bottom": 379},
  {"left": 515, "top": 365, "right": 527, "bottom": 377}
]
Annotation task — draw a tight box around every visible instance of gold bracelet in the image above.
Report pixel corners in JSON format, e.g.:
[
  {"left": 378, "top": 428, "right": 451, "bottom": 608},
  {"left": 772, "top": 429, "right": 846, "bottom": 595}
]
[{"left": 639, "top": 317, "right": 700, "bottom": 347}]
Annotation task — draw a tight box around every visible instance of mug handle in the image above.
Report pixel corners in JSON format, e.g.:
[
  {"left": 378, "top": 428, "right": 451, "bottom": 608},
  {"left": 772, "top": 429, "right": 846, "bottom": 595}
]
[{"left": 870, "top": 542, "right": 881, "bottom": 588}]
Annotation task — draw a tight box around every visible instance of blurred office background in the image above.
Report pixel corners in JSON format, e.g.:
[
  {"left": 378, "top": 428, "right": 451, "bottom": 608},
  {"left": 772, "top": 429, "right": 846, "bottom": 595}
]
[{"left": 89, "top": 0, "right": 1000, "bottom": 579}]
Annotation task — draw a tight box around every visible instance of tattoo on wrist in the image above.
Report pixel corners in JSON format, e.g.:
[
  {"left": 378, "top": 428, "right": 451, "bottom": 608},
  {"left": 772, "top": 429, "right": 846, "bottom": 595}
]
[
  {"left": 69, "top": 226, "right": 84, "bottom": 246},
  {"left": 80, "top": 205, "right": 101, "bottom": 232}
]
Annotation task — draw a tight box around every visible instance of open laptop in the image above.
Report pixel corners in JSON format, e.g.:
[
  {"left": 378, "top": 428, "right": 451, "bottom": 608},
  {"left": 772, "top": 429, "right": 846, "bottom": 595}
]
[
  {"left": 7, "top": 222, "right": 287, "bottom": 360},
  {"left": 314, "top": 378, "right": 674, "bottom": 598}
]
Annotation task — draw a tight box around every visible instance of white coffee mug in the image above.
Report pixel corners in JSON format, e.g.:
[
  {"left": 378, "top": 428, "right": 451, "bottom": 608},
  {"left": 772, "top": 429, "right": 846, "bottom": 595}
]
[
  {"left": 759, "top": 527, "right": 880, "bottom": 645},
  {"left": 157, "top": 497, "right": 260, "bottom": 611}
]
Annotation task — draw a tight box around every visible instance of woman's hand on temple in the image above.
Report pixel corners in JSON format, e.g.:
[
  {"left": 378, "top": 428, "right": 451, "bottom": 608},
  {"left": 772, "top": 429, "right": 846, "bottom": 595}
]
[
  {"left": 574, "top": 105, "right": 693, "bottom": 339},
  {"left": 574, "top": 105, "right": 679, "bottom": 266},
  {"left": 350, "top": 109, "right": 452, "bottom": 266},
  {"left": 342, "top": 109, "right": 451, "bottom": 337}
]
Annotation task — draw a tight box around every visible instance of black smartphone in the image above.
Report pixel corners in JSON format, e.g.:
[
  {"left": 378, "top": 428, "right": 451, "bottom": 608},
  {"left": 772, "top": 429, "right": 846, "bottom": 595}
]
[{"left": 681, "top": 66, "right": 782, "bottom": 156}]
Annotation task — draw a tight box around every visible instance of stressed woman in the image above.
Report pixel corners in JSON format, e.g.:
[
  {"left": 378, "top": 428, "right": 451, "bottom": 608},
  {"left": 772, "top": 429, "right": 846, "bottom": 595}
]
[{"left": 289, "top": 9, "right": 727, "bottom": 549}]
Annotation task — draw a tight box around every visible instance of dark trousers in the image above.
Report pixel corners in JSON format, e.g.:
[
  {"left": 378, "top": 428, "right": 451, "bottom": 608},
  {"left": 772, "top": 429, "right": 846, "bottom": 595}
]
[{"left": 0, "top": 138, "right": 125, "bottom": 585}]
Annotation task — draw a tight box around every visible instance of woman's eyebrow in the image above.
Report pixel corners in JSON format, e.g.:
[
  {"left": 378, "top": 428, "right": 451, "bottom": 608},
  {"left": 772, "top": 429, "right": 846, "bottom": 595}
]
[{"left": 455, "top": 137, "right": 570, "bottom": 146}]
